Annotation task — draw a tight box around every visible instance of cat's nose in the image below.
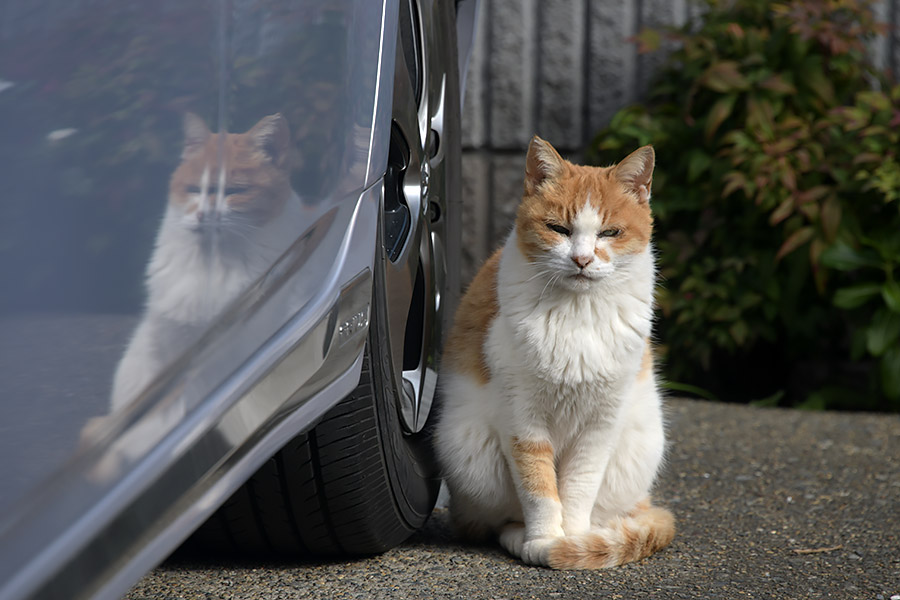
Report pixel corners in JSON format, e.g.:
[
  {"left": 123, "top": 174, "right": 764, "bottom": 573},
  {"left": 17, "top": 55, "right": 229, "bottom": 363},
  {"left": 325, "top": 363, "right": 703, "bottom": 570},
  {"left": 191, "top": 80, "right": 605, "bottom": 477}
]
[
  {"left": 196, "top": 209, "right": 218, "bottom": 223},
  {"left": 571, "top": 255, "right": 593, "bottom": 269}
]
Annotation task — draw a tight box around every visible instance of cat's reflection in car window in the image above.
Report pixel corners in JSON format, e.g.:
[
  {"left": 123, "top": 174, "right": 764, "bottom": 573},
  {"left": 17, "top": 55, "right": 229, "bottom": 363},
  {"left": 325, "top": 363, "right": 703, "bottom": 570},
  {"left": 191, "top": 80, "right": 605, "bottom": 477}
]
[
  {"left": 111, "top": 112, "right": 305, "bottom": 411},
  {"left": 81, "top": 113, "right": 311, "bottom": 480}
]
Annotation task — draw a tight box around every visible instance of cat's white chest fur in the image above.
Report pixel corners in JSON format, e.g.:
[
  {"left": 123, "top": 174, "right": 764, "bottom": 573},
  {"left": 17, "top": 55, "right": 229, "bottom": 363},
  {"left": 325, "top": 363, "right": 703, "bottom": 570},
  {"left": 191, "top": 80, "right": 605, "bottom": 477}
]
[{"left": 488, "top": 231, "right": 654, "bottom": 391}]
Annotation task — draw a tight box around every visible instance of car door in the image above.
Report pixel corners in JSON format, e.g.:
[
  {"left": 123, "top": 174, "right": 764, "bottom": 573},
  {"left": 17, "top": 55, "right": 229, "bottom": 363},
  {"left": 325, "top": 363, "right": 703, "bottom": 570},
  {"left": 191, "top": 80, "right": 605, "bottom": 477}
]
[{"left": 0, "top": 1, "right": 396, "bottom": 598}]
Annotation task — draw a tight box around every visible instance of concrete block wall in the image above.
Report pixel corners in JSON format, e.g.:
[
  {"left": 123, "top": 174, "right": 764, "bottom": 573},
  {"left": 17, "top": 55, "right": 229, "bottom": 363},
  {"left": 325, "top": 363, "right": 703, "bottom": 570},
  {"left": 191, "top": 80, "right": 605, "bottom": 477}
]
[{"left": 459, "top": 0, "right": 900, "bottom": 285}]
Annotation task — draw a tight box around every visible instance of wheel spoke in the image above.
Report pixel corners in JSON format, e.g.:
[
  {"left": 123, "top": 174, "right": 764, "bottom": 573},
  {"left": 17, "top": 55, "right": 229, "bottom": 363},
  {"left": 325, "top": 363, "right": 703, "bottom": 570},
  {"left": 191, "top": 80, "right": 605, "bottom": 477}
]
[{"left": 382, "top": 0, "right": 452, "bottom": 434}]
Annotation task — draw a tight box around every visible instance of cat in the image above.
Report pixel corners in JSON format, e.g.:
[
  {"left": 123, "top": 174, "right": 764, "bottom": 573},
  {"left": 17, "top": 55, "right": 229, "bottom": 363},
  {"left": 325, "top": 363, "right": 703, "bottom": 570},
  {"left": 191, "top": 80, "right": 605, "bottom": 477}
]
[
  {"left": 434, "top": 136, "right": 674, "bottom": 569},
  {"left": 110, "top": 112, "right": 303, "bottom": 411}
]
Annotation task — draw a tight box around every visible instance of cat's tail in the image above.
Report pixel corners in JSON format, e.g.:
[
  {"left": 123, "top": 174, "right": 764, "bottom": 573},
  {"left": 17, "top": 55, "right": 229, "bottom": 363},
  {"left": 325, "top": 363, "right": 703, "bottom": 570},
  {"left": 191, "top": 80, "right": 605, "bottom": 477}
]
[{"left": 548, "top": 503, "right": 675, "bottom": 569}]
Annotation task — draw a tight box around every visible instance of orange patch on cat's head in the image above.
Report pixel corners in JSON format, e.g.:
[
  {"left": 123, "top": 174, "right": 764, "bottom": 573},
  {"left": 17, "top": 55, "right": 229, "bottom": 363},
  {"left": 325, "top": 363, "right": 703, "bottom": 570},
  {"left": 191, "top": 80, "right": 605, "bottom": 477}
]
[
  {"left": 169, "top": 113, "right": 292, "bottom": 224},
  {"left": 515, "top": 136, "right": 655, "bottom": 263}
]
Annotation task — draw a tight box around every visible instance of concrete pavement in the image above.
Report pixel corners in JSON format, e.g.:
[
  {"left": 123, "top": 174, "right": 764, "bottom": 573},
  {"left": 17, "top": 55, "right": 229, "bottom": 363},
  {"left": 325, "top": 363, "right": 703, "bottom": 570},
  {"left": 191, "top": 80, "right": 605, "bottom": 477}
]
[{"left": 126, "top": 398, "right": 899, "bottom": 600}]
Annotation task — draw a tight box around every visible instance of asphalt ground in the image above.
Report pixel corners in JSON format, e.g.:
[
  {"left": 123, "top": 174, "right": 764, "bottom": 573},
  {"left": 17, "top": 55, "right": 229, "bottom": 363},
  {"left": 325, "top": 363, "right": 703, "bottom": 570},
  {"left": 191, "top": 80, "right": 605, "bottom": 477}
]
[{"left": 126, "top": 398, "right": 900, "bottom": 600}]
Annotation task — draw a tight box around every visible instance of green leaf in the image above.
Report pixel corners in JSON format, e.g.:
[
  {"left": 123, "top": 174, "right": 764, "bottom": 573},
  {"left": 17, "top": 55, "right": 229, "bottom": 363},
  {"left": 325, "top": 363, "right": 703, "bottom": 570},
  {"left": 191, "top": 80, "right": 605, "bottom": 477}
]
[
  {"left": 883, "top": 280, "right": 900, "bottom": 312},
  {"left": 840, "top": 106, "right": 870, "bottom": 130},
  {"left": 663, "top": 381, "right": 719, "bottom": 401},
  {"left": 820, "top": 241, "right": 883, "bottom": 271},
  {"left": 803, "top": 65, "right": 836, "bottom": 105},
  {"left": 881, "top": 347, "right": 900, "bottom": 400},
  {"left": 866, "top": 310, "right": 900, "bottom": 356},
  {"left": 687, "top": 150, "right": 712, "bottom": 182},
  {"left": 798, "top": 386, "right": 863, "bottom": 411},
  {"left": 729, "top": 320, "right": 749, "bottom": 345},
  {"left": 633, "top": 28, "right": 663, "bottom": 53},
  {"left": 746, "top": 97, "right": 775, "bottom": 138},
  {"left": 796, "top": 391, "right": 827, "bottom": 411},
  {"left": 819, "top": 195, "right": 841, "bottom": 242},
  {"left": 750, "top": 389, "right": 785, "bottom": 408},
  {"left": 833, "top": 283, "right": 882, "bottom": 309},
  {"left": 857, "top": 90, "right": 891, "bottom": 112}
]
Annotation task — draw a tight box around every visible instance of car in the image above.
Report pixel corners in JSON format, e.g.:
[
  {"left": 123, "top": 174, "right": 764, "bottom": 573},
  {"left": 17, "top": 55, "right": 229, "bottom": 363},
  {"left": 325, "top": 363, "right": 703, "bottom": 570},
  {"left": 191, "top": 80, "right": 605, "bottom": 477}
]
[{"left": 0, "top": 0, "right": 478, "bottom": 598}]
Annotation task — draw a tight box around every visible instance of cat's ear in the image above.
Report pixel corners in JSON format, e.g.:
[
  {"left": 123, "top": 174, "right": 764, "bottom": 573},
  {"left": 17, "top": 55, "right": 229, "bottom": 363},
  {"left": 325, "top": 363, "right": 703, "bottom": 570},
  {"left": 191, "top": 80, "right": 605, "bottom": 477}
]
[
  {"left": 248, "top": 113, "right": 291, "bottom": 167},
  {"left": 613, "top": 145, "right": 655, "bottom": 204},
  {"left": 525, "top": 135, "right": 566, "bottom": 195},
  {"left": 182, "top": 112, "right": 210, "bottom": 158}
]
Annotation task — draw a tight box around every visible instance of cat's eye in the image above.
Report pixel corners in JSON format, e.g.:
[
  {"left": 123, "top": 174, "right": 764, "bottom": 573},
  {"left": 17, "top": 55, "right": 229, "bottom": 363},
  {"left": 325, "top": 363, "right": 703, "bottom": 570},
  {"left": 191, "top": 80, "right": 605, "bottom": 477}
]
[
  {"left": 185, "top": 185, "right": 202, "bottom": 195},
  {"left": 599, "top": 228, "right": 622, "bottom": 238},
  {"left": 547, "top": 223, "right": 571, "bottom": 236},
  {"left": 225, "top": 186, "right": 249, "bottom": 196}
]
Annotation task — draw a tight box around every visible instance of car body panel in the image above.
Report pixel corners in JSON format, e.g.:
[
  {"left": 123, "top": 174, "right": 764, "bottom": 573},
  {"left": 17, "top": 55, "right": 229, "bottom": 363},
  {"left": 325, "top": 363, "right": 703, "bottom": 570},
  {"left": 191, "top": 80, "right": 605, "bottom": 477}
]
[
  {"left": 0, "top": 0, "right": 479, "bottom": 597},
  {"left": 0, "top": 0, "right": 396, "bottom": 597}
]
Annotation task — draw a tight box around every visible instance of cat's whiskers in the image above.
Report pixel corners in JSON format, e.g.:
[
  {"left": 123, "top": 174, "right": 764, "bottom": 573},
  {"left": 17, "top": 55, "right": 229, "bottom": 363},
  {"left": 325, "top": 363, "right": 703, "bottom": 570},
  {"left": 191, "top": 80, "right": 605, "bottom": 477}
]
[
  {"left": 538, "top": 272, "right": 563, "bottom": 304},
  {"left": 220, "top": 225, "right": 283, "bottom": 253},
  {"left": 524, "top": 267, "right": 554, "bottom": 284}
]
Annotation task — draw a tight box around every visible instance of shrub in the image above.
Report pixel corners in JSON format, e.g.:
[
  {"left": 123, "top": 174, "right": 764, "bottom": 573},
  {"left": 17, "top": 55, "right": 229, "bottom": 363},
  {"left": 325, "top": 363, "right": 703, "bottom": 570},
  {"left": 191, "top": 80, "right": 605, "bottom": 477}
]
[{"left": 589, "top": 0, "right": 900, "bottom": 410}]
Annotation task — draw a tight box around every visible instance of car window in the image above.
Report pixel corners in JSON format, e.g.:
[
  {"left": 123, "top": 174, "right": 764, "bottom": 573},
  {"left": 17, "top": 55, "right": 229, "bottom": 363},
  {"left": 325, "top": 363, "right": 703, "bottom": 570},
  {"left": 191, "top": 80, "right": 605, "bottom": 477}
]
[{"left": 0, "top": 0, "right": 381, "bottom": 517}]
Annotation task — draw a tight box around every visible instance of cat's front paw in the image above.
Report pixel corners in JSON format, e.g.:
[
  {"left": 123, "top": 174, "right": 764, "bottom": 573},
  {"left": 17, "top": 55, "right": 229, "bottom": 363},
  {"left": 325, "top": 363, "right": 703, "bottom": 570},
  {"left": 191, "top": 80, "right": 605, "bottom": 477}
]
[
  {"left": 498, "top": 524, "right": 561, "bottom": 567},
  {"left": 520, "top": 537, "right": 559, "bottom": 567},
  {"left": 499, "top": 523, "right": 526, "bottom": 557}
]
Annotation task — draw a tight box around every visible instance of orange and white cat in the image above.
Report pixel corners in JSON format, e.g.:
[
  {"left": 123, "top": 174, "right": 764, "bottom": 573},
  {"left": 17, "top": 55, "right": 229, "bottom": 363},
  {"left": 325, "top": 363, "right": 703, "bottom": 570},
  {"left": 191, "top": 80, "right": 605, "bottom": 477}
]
[
  {"left": 111, "top": 113, "right": 303, "bottom": 410},
  {"left": 435, "top": 137, "right": 674, "bottom": 569}
]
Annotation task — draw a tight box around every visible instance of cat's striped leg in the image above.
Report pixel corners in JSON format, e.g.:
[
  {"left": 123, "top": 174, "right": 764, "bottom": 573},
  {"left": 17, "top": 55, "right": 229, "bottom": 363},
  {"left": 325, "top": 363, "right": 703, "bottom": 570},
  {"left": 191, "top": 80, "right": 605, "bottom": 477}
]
[{"left": 502, "top": 436, "right": 564, "bottom": 565}]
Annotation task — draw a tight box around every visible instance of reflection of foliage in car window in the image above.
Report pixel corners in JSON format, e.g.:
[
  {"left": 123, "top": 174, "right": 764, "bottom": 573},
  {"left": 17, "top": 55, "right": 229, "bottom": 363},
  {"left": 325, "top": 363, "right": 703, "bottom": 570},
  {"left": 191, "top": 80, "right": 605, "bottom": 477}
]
[
  {"left": 230, "top": 1, "right": 350, "bottom": 198},
  {"left": 0, "top": 2, "right": 219, "bottom": 312},
  {"left": 0, "top": 1, "right": 351, "bottom": 312}
]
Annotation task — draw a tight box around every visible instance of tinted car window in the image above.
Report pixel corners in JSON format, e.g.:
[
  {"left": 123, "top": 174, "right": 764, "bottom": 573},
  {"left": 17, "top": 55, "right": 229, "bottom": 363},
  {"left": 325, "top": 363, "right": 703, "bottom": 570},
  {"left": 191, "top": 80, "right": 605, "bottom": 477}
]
[{"left": 0, "top": 0, "right": 381, "bottom": 517}]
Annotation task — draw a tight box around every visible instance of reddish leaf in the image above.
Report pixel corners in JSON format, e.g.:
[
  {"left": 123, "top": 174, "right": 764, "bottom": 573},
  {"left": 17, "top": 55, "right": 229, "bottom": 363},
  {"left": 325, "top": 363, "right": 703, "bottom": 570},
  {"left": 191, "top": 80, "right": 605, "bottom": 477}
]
[
  {"left": 726, "top": 23, "right": 745, "bottom": 39},
  {"left": 798, "top": 203, "right": 819, "bottom": 221},
  {"left": 796, "top": 186, "right": 830, "bottom": 204},
  {"left": 780, "top": 165, "right": 797, "bottom": 191},
  {"left": 701, "top": 61, "right": 750, "bottom": 93},
  {"left": 764, "top": 137, "right": 798, "bottom": 155},
  {"left": 722, "top": 171, "right": 748, "bottom": 198},
  {"left": 769, "top": 197, "right": 794, "bottom": 225},
  {"left": 776, "top": 227, "right": 815, "bottom": 261},
  {"left": 760, "top": 74, "right": 797, "bottom": 95},
  {"left": 747, "top": 98, "right": 775, "bottom": 138},
  {"left": 853, "top": 152, "right": 882, "bottom": 165},
  {"left": 705, "top": 95, "right": 738, "bottom": 141}
]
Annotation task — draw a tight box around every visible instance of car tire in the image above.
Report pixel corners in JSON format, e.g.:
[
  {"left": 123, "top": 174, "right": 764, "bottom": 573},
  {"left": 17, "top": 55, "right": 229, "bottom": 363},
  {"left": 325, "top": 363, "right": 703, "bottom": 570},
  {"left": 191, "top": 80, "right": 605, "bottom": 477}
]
[{"left": 182, "top": 0, "right": 461, "bottom": 558}]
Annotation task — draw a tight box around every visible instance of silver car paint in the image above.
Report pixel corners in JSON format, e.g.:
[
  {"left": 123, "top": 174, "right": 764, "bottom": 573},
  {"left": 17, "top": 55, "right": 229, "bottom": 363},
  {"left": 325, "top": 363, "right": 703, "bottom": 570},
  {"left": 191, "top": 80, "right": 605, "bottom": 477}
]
[
  {"left": 0, "top": 1, "right": 390, "bottom": 598},
  {"left": 0, "top": 0, "right": 479, "bottom": 596}
]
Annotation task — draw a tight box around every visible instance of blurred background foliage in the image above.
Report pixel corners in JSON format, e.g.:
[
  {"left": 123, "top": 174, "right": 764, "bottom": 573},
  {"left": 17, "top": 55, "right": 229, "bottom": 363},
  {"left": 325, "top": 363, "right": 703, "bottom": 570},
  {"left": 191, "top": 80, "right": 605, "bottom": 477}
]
[{"left": 589, "top": 0, "right": 900, "bottom": 411}]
